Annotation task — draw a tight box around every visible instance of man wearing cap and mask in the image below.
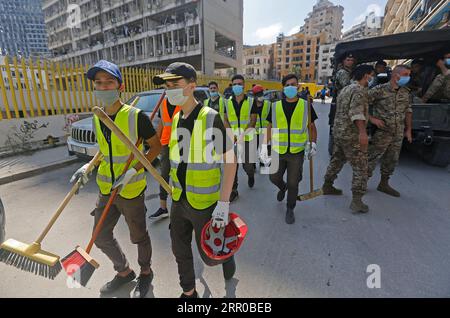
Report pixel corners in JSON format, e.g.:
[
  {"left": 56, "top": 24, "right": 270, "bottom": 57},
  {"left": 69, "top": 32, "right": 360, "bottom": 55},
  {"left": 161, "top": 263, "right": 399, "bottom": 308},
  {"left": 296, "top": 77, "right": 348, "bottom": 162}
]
[
  {"left": 367, "top": 65, "right": 413, "bottom": 198},
  {"left": 251, "top": 85, "right": 272, "bottom": 153},
  {"left": 153, "top": 62, "right": 237, "bottom": 298},
  {"left": 70, "top": 60, "right": 161, "bottom": 298},
  {"left": 422, "top": 53, "right": 450, "bottom": 103}
]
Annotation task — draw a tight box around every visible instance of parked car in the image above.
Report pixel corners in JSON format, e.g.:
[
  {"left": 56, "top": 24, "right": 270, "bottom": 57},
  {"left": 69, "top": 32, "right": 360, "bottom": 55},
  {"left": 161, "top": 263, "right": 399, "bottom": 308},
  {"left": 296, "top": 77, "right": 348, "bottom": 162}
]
[
  {"left": 0, "top": 198, "right": 5, "bottom": 243},
  {"left": 247, "top": 90, "right": 283, "bottom": 103},
  {"left": 67, "top": 87, "right": 210, "bottom": 159}
]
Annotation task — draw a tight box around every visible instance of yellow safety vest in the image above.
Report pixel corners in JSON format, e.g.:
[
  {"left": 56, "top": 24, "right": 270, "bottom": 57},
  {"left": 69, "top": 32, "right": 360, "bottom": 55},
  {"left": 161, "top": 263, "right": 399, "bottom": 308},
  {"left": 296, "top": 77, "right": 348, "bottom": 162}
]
[
  {"left": 169, "top": 106, "right": 222, "bottom": 210},
  {"left": 255, "top": 100, "right": 272, "bottom": 135},
  {"left": 225, "top": 96, "right": 255, "bottom": 142},
  {"left": 94, "top": 104, "right": 146, "bottom": 199},
  {"left": 205, "top": 97, "right": 225, "bottom": 122},
  {"left": 272, "top": 99, "right": 308, "bottom": 155}
]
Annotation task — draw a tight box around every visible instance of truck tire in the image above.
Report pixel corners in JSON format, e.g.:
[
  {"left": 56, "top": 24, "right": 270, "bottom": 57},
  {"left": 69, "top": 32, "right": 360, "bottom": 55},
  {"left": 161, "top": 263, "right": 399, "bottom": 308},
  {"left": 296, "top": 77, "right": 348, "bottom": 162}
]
[{"left": 423, "top": 138, "right": 450, "bottom": 167}]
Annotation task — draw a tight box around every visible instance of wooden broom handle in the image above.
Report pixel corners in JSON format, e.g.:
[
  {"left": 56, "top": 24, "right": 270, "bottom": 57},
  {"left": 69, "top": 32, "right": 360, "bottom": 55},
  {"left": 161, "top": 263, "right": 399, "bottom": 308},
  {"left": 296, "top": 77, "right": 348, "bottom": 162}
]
[
  {"left": 308, "top": 97, "right": 314, "bottom": 193},
  {"left": 35, "top": 152, "right": 103, "bottom": 244},
  {"left": 93, "top": 107, "right": 172, "bottom": 194},
  {"left": 86, "top": 139, "right": 141, "bottom": 253},
  {"left": 150, "top": 91, "right": 166, "bottom": 121}
]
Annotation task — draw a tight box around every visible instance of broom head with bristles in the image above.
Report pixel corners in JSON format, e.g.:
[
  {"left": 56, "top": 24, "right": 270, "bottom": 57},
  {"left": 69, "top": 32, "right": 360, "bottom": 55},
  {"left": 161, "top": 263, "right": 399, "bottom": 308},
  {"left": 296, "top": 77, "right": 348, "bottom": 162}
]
[
  {"left": 61, "top": 246, "right": 99, "bottom": 287},
  {"left": 298, "top": 189, "right": 324, "bottom": 201},
  {"left": 0, "top": 239, "right": 62, "bottom": 280}
]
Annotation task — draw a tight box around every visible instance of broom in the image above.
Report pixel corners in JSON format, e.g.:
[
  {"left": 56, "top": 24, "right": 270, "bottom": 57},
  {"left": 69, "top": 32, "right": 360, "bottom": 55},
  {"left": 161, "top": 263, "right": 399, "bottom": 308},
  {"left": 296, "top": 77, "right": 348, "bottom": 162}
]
[
  {"left": 0, "top": 152, "right": 103, "bottom": 279},
  {"left": 298, "top": 99, "right": 323, "bottom": 201},
  {"left": 61, "top": 139, "right": 141, "bottom": 287},
  {"left": 62, "top": 98, "right": 171, "bottom": 286}
]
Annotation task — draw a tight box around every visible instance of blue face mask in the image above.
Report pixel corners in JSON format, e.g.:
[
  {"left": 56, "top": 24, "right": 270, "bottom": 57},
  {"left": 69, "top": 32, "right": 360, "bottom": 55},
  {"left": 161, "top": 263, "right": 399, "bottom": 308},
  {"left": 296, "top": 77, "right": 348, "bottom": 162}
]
[
  {"left": 232, "top": 85, "right": 244, "bottom": 96},
  {"left": 445, "top": 58, "right": 450, "bottom": 66},
  {"left": 210, "top": 91, "right": 219, "bottom": 98},
  {"left": 397, "top": 76, "right": 410, "bottom": 87},
  {"left": 95, "top": 90, "right": 120, "bottom": 106},
  {"left": 284, "top": 86, "right": 298, "bottom": 99}
]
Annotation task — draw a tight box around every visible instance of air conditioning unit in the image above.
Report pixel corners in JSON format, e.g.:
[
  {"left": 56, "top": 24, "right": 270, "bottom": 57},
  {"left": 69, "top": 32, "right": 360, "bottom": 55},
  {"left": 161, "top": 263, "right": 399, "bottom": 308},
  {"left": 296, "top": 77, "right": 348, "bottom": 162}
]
[
  {"left": 149, "top": 51, "right": 154, "bottom": 56},
  {"left": 166, "top": 48, "right": 172, "bottom": 54},
  {"left": 157, "top": 50, "right": 162, "bottom": 56}
]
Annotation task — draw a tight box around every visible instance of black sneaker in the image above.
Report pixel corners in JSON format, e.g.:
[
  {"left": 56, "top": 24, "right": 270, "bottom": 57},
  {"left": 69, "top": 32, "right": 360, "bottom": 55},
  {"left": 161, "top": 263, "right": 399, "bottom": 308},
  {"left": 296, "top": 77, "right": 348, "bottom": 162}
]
[
  {"left": 277, "top": 186, "right": 287, "bottom": 202},
  {"left": 149, "top": 208, "right": 169, "bottom": 221},
  {"left": 223, "top": 256, "right": 236, "bottom": 280},
  {"left": 100, "top": 271, "right": 136, "bottom": 294},
  {"left": 230, "top": 191, "right": 239, "bottom": 203},
  {"left": 180, "top": 290, "right": 198, "bottom": 298},
  {"left": 132, "top": 271, "right": 154, "bottom": 298},
  {"left": 248, "top": 176, "right": 255, "bottom": 188},
  {"left": 285, "top": 208, "right": 295, "bottom": 225}
]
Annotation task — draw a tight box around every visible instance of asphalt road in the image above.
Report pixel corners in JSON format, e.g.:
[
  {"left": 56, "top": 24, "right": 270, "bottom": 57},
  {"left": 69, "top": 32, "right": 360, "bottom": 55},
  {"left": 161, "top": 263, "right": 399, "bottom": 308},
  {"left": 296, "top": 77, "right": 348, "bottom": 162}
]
[{"left": 1, "top": 103, "right": 449, "bottom": 298}]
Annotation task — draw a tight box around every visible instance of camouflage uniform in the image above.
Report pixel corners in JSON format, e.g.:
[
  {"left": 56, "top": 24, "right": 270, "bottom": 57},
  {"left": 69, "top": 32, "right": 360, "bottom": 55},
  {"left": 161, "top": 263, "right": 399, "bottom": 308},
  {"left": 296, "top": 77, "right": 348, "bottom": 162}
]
[
  {"left": 329, "top": 67, "right": 353, "bottom": 126},
  {"left": 423, "top": 72, "right": 450, "bottom": 102},
  {"left": 368, "top": 83, "right": 412, "bottom": 178},
  {"left": 335, "top": 67, "right": 353, "bottom": 97},
  {"left": 324, "top": 83, "right": 369, "bottom": 196}
]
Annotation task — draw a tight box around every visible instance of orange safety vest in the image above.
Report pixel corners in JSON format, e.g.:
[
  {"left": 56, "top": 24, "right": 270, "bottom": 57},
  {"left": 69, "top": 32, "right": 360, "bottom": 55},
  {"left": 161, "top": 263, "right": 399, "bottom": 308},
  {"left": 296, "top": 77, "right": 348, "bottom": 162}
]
[{"left": 160, "top": 99, "right": 181, "bottom": 146}]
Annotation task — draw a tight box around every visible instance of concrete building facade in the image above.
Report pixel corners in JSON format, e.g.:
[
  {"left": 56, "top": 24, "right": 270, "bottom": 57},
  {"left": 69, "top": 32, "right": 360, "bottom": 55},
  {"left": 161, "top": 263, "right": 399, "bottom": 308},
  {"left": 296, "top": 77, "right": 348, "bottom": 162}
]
[
  {"left": 383, "top": 0, "right": 417, "bottom": 34},
  {"left": 243, "top": 44, "right": 273, "bottom": 80},
  {"left": 342, "top": 12, "right": 384, "bottom": 41},
  {"left": 383, "top": 0, "right": 448, "bottom": 34},
  {"left": 317, "top": 42, "right": 336, "bottom": 85},
  {"left": 408, "top": 0, "right": 449, "bottom": 31},
  {"left": 42, "top": 0, "right": 243, "bottom": 75},
  {"left": 300, "top": 0, "right": 344, "bottom": 44},
  {"left": 273, "top": 32, "right": 326, "bottom": 82},
  {"left": 0, "top": 0, "right": 50, "bottom": 57}
]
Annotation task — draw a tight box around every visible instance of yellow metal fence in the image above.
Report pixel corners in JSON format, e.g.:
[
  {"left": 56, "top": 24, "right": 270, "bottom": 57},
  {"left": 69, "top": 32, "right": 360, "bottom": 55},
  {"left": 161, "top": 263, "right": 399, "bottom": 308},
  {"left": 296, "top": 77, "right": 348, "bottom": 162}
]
[
  {"left": 1, "top": 55, "right": 321, "bottom": 121},
  {"left": 0, "top": 56, "right": 163, "bottom": 120}
]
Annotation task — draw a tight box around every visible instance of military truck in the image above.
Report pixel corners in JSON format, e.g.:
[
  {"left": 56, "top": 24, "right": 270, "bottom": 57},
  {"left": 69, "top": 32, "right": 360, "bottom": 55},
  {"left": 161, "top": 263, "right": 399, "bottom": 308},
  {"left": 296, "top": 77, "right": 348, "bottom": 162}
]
[{"left": 331, "top": 29, "right": 450, "bottom": 167}]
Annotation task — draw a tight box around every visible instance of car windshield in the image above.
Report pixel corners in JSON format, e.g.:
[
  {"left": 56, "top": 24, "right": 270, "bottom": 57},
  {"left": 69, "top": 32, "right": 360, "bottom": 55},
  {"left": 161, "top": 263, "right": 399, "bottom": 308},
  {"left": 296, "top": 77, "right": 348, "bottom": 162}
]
[
  {"left": 128, "top": 94, "right": 162, "bottom": 112},
  {"left": 194, "top": 89, "right": 208, "bottom": 102}
]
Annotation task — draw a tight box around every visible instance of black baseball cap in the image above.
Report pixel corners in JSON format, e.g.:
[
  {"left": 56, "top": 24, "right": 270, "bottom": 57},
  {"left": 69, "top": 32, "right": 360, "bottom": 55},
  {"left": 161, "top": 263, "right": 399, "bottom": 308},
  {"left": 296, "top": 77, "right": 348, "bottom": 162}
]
[
  {"left": 344, "top": 53, "right": 355, "bottom": 59},
  {"left": 153, "top": 62, "right": 197, "bottom": 85}
]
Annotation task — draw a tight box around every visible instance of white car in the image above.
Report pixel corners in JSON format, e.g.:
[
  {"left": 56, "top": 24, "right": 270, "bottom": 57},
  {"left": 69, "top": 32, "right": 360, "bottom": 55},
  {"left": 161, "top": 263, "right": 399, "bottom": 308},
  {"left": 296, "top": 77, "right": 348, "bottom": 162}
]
[{"left": 67, "top": 88, "right": 210, "bottom": 159}]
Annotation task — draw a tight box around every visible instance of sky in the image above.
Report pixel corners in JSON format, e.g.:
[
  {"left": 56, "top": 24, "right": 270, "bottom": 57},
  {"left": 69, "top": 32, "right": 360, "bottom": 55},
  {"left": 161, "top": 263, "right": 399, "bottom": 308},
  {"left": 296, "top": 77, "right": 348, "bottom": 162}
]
[{"left": 243, "top": 0, "right": 388, "bottom": 45}]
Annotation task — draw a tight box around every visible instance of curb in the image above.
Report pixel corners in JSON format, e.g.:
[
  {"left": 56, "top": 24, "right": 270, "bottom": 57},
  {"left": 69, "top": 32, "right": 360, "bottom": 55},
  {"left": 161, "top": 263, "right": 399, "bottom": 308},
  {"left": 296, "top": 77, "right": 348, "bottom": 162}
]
[{"left": 0, "top": 157, "right": 81, "bottom": 186}]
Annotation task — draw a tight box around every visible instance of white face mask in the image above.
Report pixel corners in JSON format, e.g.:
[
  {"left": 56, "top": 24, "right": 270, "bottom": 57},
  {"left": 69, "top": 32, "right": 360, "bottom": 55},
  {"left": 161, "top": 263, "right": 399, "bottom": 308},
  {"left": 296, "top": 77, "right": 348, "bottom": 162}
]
[{"left": 166, "top": 87, "right": 189, "bottom": 106}]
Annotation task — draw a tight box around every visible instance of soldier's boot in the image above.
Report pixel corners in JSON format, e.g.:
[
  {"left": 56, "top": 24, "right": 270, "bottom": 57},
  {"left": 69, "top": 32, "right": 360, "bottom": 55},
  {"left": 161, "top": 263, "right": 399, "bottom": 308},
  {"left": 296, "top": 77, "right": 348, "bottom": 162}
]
[
  {"left": 350, "top": 195, "right": 369, "bottom": 214},
  {"left": 322, "top": 181, "right": 343, "bottom": 195},
  {"left": 377, "top": 176, "right": 400, "bottom": 197}
]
